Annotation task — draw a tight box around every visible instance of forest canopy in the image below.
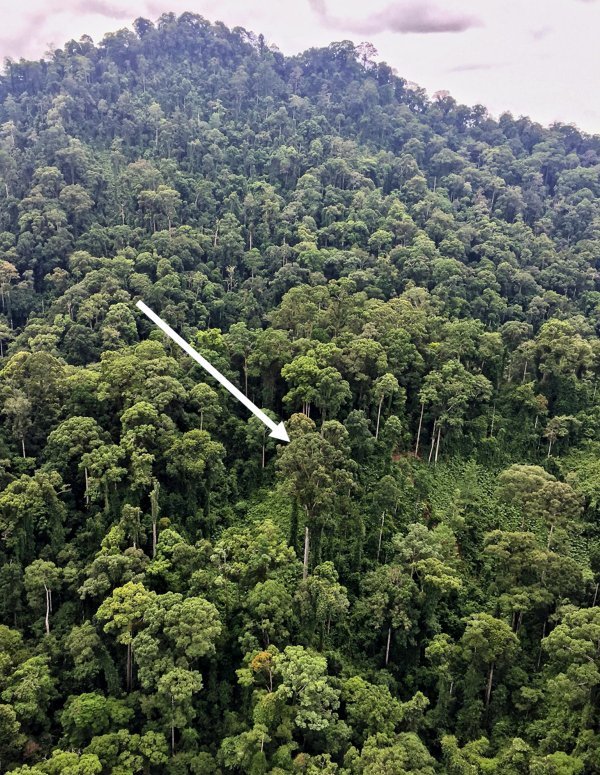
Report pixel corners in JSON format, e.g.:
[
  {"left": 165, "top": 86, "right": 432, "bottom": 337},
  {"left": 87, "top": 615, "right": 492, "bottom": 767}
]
[{"left": 0, "top": 11, "right": 600, "bottom": 774}]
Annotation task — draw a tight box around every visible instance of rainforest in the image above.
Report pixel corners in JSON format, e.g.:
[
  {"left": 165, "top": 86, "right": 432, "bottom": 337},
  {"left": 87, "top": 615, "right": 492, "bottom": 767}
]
[{"left": 0, "top": 11, "right": 600, "bottom": 774}]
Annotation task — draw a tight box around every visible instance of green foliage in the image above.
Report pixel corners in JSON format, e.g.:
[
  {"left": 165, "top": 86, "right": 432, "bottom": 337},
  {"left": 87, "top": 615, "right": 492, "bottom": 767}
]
[{"left": 0, "top": 12, "right": 599, "bottom": 772}]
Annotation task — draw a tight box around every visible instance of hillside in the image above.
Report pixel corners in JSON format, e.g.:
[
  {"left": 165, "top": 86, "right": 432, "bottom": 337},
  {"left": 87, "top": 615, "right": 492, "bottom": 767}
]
[{"left": 0, "top": 11, "right": 600, "bottom": 774}]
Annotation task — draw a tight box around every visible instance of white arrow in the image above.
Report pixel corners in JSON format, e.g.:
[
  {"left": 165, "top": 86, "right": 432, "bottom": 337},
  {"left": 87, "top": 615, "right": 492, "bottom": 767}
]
[{"left": 136, "top": 300, "right": 289, "bottom": 442}]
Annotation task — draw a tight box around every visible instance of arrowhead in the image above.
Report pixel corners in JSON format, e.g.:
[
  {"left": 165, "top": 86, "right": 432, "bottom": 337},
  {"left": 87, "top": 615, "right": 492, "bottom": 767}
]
[{"left": 269, "top": 421, "right": 290, "bottom": 443}]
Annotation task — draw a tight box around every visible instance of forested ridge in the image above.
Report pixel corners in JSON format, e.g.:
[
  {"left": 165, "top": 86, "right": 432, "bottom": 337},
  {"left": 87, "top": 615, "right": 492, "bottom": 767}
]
[{"left": 1, "top": 10, "right": 600, "bottom": 773}]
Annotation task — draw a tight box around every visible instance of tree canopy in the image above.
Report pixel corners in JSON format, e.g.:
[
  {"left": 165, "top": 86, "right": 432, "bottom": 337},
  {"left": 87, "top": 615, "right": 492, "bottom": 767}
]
[{"left": 0, "top": 11, "right": 600, "bottom": 774}]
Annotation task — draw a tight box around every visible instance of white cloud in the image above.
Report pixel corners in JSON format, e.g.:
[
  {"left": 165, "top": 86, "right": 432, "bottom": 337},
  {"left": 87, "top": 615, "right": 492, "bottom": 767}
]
[{"left": 307, "top": 0, "right": 482, "bottom": 34}]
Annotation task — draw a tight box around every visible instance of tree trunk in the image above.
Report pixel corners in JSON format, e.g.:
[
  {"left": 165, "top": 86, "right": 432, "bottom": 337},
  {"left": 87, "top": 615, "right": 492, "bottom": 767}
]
[
  {"left": 376, "top": 511, "right": 385, "bottom": 563},
  {"left": 485, "top": 662, "right": 495, "bottom": 707},
  {"left": 261, "top": 442, "right": 265, "bottom": 469},
  {"left": 428, "top": 420, "right": 437, "bottom": 463},
  {"left": 434, "top": 424, "right": 442, "bottom": 465},
  {"left": 21, "top": 437, "right": 26, "bottom": 459},
  {"left": 489, "top": 400, "right": 496, "bottom": 437},
  {"left": 302, "top": 525, "right": 310, "bottom": 580},
  {"left": 290, "top": 499, "right": 298, "bottom": 553},
  {"left": 151, "top": 480, "right": 160, "bottom": 558},
  {"left": 375, "top": 394, "right": 384, "bottom": 440},
  {"left": 385, "top": 626, "right": 392, "bottom": 666},
  {"left": 44, "top": 585, "right": 50, "bottom": 635},
  {"left": 415, "top": 402, "right": 424, "bottom": 456},
  {"left": 84, "top": 466, "right": 90, "bottom": 506}
]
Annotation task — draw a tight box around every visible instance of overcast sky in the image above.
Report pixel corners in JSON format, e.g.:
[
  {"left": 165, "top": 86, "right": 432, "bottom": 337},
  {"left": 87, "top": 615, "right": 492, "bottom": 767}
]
[{"left": 1, "top": 0, "right": 599, "bottom": 134}]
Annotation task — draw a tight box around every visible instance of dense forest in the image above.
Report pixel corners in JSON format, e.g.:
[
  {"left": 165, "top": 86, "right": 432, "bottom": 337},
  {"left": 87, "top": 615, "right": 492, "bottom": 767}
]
[{"left": 0, "top": 11, "right": 600, "bottom": 773}]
